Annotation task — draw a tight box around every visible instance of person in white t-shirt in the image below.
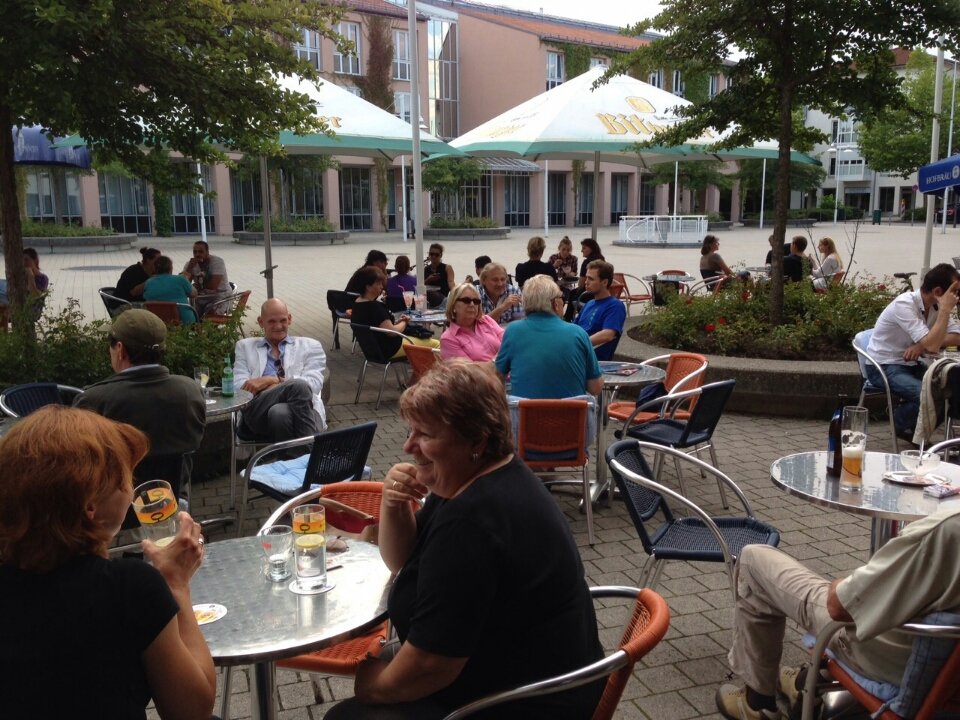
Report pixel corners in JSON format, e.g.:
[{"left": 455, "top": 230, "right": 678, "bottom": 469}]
[{"left": 865, "top": 263, "right": 960, "bottom": 440}]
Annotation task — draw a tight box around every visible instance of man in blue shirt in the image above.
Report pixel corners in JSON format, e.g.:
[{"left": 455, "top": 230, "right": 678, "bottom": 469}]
[{"left": 575, "top": 261, "right": 626, "bottom": 361}]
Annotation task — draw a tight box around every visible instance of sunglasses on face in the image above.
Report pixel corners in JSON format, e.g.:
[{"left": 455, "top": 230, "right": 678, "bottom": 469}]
[
  {"left": 456, "top": 297, "right": 481, "bottom": 305},
  {"left": 429, "top": 252, "right": 441, "bottom": 257}
]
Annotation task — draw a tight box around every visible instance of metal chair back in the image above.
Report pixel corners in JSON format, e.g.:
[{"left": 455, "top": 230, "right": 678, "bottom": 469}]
[
  {"left": 351, "top": 323, "right": 400, "bottom": 365},
  {"left": 678, "top": 379, "right": 736, "bottom": 443},
  {"left": 326, "top": 289, "right": 358, "bottom": 350},
  {"left": 853, "top": 328, "right": 899, "bottom": 451},
  {"left": 99, "top": 287, "right": 132, "bottom": 317},
  {"left": 299, "top": 421, "right": 378, "bottom": 495},
  {"left": 0, "top": 383, "right": 82, "bottom": 418},
  {"left": 604, "top": 440, "right": 673, "bottom": 554}
]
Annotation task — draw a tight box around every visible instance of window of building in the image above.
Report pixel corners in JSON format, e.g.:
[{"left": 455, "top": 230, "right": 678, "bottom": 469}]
[
  {"left": 639, "top": 174, "right": 656, "bottom": 215},
  {"left": 339, "top": 167, "right": 372, "bottom": 230},
  {"left": 590, "top": 57, "right": 608, "bottom": 69},
  {"left": 610, "top": 174, "right": 629, "bottom": 224},
  {"left": 26, "top": 169, "right": 82, "bottom": 225},
  {"left": 334, "top": 22, "right": 361, "bottom": 75},
  {"left": 879, "top": 186, "right": 895, "bottom": 213},
  {"left": 831, "top": 118, "right": 858, "bottom": 145},
  {"left": 171, "top": 165, "right": 215, "bottom": 234},
  {"left": 577, "top": 174, "right": 594, "bottom": 226},
  {"left": 394, "top": 91, "right": 412, "bottom": 123},
  {"left": 504, "top": 174, "right": 530, "bottom": 227},
  {"left": 708, "top": 74, "right": 720, "bottom": 98},
  {"left": 295, "top": 29, "right": 322, "bottom": 70},
  {"left": 548, "top": 173, "right": 566, "bottom": 226},
  {"left": 99, "top": 172, "right": 151, "bottom": 234},
  {"left": 672, "top": 70, "right": 685, "bottom": 97},
  {"left": 427, "top": 18, "right": 459, "bottom": 140},
  {"left": 648, "top": 69, "right": 663, "bottom": 88},
  {"left": 229, "top": 169, "right": 262, "bottom": 232},
  {"left": 284, "top": 168, "right": 325, "bottom": 220},
  {"left": 393, "top": 29, "right": 410, "bottom": 80},
  {"left": 547, "top": 52, "right": 565, "bottom": 90},
  {"left": 345, "top": 85, "right": 362, "bottom": 97}
]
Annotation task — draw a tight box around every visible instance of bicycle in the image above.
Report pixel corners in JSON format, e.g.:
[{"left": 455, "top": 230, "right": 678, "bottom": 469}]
[{"left": 893, "top": 272, "right": 916, "bottom": 293}]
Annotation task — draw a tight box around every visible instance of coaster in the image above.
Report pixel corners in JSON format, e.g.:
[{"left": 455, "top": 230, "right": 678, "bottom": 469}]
[{"left": 289, "top": 579, "right": 336, "bottom": 596}]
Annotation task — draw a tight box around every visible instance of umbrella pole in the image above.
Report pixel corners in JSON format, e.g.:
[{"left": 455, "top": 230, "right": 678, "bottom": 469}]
[
  {"left": 544, "top": 159, "right": 549, "bottom": 236},
  {"left": 591, "top": 151, "right": 600, "bottom": 242},
  {"left": 409, "top": 0, "right": 425, "bottom": 293},
  {"left": 259, "top": 154, "right": 274, "bottom": 299}
]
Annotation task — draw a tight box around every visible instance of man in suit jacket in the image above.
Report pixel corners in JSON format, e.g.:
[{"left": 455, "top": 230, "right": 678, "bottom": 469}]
[{"left": 233, "top": 298, "right": 327, "bottom": 442}]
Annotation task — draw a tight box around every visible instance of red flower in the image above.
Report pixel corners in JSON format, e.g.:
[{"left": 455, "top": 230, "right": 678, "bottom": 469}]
[
  {"left": 740, "top": 291, "right": 750, "bottom": 301},
  {"left": 685, "top": 298, "right": 694, "bottom": 305},
  {"left": 718, "top": 317, "right": 728, "bottom": 325},
  {"left": 877, "top": 284, "right": 887, "bottom": 291},
  {"left": 704, "top": 323, "right": 716, "bottom": 333}
]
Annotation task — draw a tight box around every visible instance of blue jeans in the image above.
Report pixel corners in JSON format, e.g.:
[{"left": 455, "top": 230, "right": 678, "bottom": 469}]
[{"left": 866, "top": 363, "right": 926, "bottom": 434}]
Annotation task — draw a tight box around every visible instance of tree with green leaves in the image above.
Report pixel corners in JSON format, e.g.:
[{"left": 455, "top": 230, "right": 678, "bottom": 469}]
[
  {"left": 859, "top": 49, "right": 953, "bottom": 178},
  {"left": 611, "top": 0, "right": 960, "bottom": 323},
  {"left": 0, "top": 0, "right": 345, "bottom": 311},
  {"left": 421, "top": 158, "right": 483, "bottom": 220},
  {"left": 649, "top": 160, "right": 732, "bottom": 212},
  {"left": 736, "top": 158, "right": 826, "bottom": 215}
]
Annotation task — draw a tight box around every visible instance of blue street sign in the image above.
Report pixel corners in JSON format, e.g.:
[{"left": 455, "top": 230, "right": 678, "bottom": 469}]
[{"left": 918, "top": 154, "right": 960, "bottom": 194}]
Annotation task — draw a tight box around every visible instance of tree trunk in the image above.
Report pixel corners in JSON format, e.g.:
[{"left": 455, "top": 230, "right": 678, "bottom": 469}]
[
  {"left": 0, "top": 107, "right": 27, "bottom": 310},
  {"left": 768, "top": 88, "right": 795, "bottom": 326}
]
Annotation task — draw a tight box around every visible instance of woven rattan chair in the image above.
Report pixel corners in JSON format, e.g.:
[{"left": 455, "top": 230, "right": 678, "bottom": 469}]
[{"left": 606, "top": 439, "right": 780, "bottom": 598}]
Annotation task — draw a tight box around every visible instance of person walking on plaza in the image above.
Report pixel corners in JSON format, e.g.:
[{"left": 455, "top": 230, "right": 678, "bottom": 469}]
[
  {"left": 716, "top": 506, "right": 960, "bottom": 720},
  {"left": 866, "top": 262, "right": 960, "bottom": 440},
  {"left": 575, "top": 260, "right": 626, "bottom": 361},
  {"left": 233, "top": 298, "right": 327, "bottom": 442},
  {"left": 74, "top": 309, "right": 205, "bottom": 499}
]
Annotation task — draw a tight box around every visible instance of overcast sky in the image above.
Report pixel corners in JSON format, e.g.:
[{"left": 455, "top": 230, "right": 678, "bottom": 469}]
[{"left": 472, "top": 0, "right": 663, "bottom": 28}]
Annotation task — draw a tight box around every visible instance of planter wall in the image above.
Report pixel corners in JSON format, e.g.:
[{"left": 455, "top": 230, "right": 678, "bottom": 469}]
[
  {"left": 423, "top": 227, "right": 510, "bottom": 241},
  {"left": 233, "top": 231, "right": 350, "bottom": 246},
  {"left": 741, "top": 218, "right": 817, "bottom": 228},
  {"left": 10, "top": 233, "right": 137, "bottom": 253},
  {"left": 707, "top": 221, "right": 733, "bottom": 231}
]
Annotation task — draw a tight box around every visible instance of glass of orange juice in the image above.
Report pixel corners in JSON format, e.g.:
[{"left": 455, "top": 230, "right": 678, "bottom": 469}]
[{"left": 132, "top": 479, "right": 179, "bottom": 546}]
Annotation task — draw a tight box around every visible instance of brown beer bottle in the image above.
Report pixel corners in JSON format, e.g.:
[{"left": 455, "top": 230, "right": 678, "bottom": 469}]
[{"left": 826, "top": 396, "right": 846, "bottom": 477}]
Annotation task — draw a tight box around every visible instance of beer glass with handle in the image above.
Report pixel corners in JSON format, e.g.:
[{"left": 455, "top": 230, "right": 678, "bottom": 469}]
[{"left": 840, "top": 406, "right": 868, "bottom": 491}]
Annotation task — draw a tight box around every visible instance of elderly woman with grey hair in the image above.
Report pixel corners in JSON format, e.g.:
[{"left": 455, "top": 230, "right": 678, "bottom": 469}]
[
  {"left": 494, "top": 275, "right": 602, "bottom": 399},
  {"left": 439, "top": 282, "right": 504, "bottom": 362}
]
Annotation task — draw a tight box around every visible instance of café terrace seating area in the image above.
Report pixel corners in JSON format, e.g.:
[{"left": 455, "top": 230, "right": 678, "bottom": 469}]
[{"left": 5, "top": 236, "right": 960, "bottom": 719}]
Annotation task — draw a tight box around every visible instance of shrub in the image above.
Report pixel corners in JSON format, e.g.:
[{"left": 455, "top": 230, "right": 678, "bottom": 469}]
[
  {"left": 636, "top": 277, "right": 893, "bottom": 360},
  {"left": 18, "top": 220, "right": 116, "bottom": 237},
  {"left": 244, "top": 216, "right": 335, "bottom": 232},
  {"left": 0, "top": 299, "right": 246, "bottom": 390},
  {"left": 428, "top": 216, "right": 499, "bottom": 229}
]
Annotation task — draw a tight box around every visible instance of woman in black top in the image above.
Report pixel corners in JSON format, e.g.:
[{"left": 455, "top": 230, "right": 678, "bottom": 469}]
[
  {"left": 424, "top": 243, "right": 455, "bottom": 306},
  {"left": 115, "top": 247, "right": 160, "bottom": 301},
  {"left": 514, "top": 235, "right": 556, "bottom": 288},
  {"left": 348, "top": 266, "right": 439, "bottom": 358}
]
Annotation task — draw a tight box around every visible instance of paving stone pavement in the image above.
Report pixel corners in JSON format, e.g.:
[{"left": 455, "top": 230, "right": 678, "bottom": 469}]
[{"left": 31, "top": 232, "right": 889, "bottom": 719}]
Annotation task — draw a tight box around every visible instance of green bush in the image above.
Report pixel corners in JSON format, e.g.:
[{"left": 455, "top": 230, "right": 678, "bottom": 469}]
[
  {"left": 19, "top": 220, "right": 116, "bottom": 237},
  {"left": 428, "top": 216, "right": 499, "bottom": 229},
  {"left": 0, "top": 300, "right": 246, "bottom": 390},
  {"left": 244, "top": 216, "right": 334, "bottom": 232},
  {"left": 637, "top": 277, "right": 893, "bottom": 360}
]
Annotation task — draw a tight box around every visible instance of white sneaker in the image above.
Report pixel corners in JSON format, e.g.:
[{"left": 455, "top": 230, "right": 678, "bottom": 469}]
[{"left": 716, "top": 684, "right": 780, "bottom": 720}]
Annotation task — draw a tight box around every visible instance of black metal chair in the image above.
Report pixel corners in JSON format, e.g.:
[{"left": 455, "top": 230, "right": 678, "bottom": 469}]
[
  {"left": 384, "top": 295, "right": 408, "bottom": 313},
  {"left": 853, "top": 328, "right": 900, "bottom": 452},
  {"left": 606, "top": 439, "right": 780, "bottom": 598},
  {"left": 326, "top": 289, "right": 358, "bottom": 350},
  {"left": 350, "top": 324, "right": 411, "bottom": 410},
  {"left": 0, "top": 382, "right": 83, "bottom": 417},
  {"left": 236, "top": 421, "right": 378, "bottom": 536},
  {"left": 98, "top": 286, "right": 133, "bottom": 317},
  {"left": 619, "top": 379, "right": 736, "bottom": 508}
]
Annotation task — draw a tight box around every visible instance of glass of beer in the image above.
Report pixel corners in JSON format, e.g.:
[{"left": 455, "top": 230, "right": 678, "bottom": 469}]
[
  {"left": 132, "top": 479, "right": 179, "bottom": 546},
  {"left": 840, "top": 406, "right": 868, "bottom": 490},
  {"left": 291, "top": 504, "right": 327, "bottom": 592}
]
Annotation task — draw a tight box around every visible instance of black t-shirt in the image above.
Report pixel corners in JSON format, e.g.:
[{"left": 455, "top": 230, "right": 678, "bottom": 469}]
[
  {"left": 0, "top": 555, "right": 178, "bottom": 718},
  {"left": 514, "top": 260, "right": 556, "bottom": 288},
  {"left": 350, "top": 300, "right": 403, "bottom": 358},
  {"left": 115, "top": 263, "right": 149, "bottom": 301},
  {"left": 388, "top": 457, "right": 604, "bottom": 718},
  {"left": 579, "top": 253, "right": 603, "bottom": 278}
]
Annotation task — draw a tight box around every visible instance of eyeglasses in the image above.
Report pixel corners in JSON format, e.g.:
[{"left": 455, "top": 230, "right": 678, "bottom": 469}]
[
  {"left": 456, "top": 297, "right": 481, "bottom": 306},
  {"left": 428, "top": 252, "right": 441, "bottom": 257}
]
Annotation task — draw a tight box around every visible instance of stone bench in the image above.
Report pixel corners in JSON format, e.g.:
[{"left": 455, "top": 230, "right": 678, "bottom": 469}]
[{"left": 233, "top": 231, "right": 350, "bottom": 246}]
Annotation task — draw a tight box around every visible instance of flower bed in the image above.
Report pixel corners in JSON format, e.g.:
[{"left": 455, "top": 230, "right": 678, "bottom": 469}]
[{"left": 633, "top": 278, "right": 893, "bottom": 360}]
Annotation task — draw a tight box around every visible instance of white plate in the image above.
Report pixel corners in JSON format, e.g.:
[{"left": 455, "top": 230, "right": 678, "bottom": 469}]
[
  {"left": 193, "top": 603, "right": 227, "bottom": 625},
  {"left": 883, "top": 471, "right": 948, "bottom": 487}
]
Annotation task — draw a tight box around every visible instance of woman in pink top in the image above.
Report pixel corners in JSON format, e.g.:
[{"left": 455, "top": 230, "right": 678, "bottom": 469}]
[{"left": 440, "top": 283, "right": 504, "bottom": 362}]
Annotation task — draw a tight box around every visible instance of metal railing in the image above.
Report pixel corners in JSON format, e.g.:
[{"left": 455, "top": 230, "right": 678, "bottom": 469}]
[{"left": 615, "top": 215, "right": 708, "bottom": 246}]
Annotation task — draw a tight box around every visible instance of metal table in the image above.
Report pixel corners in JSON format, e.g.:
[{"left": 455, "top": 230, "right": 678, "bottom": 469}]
[
  {"left": 593, "top": 362, "right": 666, "bottom": 502},
  {"left": 205, "top": 388, "right": 253, "bottom": 418},
  {"left": 192, "top": 537, "right": 392, "bottom": 720},
  {"left": 771, "top": 451, "right": 960, "bottom": 553}
]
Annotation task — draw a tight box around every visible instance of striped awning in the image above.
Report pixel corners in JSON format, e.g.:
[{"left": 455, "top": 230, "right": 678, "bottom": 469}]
[{"left": 476, "top": 157, "right": 542, "bottom": 174}]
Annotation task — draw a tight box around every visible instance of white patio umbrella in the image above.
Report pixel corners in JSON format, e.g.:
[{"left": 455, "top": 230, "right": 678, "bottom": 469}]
[{"left": 451, "top": 66, "right": 814, "bottom": 239}]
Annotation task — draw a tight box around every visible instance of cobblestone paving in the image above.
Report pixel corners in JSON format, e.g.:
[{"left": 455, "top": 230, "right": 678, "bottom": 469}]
[{"left": 35, "top": 229, "right": 902, "bottom": 719}]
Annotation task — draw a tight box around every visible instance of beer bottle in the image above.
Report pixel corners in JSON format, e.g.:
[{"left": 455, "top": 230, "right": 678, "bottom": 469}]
[{"left": 826, "top": 396, "right": 846, "bottom": 477}]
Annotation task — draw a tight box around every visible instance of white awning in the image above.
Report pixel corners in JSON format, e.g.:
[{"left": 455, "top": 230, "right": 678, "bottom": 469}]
[{"left": 476, "top": 157, "right": 542, "bottom": 174}]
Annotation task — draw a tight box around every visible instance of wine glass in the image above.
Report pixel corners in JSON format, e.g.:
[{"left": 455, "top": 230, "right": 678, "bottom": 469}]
[
  {"left": 900, "top": 449, "right": 941, "bottom": 481},
  {"left": 402, "top": 290, "right": 415, "bottom": 313}
]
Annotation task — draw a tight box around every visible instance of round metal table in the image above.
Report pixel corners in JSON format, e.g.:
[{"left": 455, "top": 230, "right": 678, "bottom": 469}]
[
  {"left": 192, "top": 536, "right": 392, "bottom": 720},
  {"left": 593, "top": 362, "right": 666, "bottom": 502},
  {"left": 771, "top": 451, "right": 960, "bottom": 553},
  {"left": 205, "top": 388, "right": 254, "bottom": 418}
]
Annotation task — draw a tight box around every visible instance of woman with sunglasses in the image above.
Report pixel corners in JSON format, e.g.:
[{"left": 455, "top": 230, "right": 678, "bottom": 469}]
[
  {"left": 424, "top": 243, "right": 455, "bottom": 307},
  {"left": 440, "top": 283, "right": 504, "bottom": 362}
]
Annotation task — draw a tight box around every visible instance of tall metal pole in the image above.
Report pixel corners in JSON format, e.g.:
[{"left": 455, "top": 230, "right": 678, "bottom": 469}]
[
  {"left": 400, "top": 155, "right": 407, "bottom": 242},
  {"left": 941, "top": 59, "right": 957, "bottom": 234},
  {"left": 923, "top": 45, "right": 945, "bottom": 274},
  {"left": 590, "top": 152, "right": 600, "bottom": 241},
  {"left": 759, "top": 158, "right": 767, "bottom": 231},
  {"left": 408, "top": 0, "right": 425, "bottom": 292},
  {"left": 258, "top": 155, "right": 274, "bottom": 298},
  {"left": 196, "top": 161, "right": 207, "bottom": 243},
  {"left": 544, "top": 160, "right": 549, "bottom": 235}
]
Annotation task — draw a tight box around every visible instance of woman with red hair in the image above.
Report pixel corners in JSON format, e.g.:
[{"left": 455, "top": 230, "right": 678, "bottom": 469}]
[{"left": 0, "top": 406, "right": 215, "bottom": 719}]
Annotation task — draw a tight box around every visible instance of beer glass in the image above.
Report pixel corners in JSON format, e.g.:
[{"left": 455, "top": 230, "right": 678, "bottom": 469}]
[
  {"left": 132, "top": 479, "right": 179, "bottom": 546},
  {"left": 840, "top": 406, "right": 868, "bottom": 490},
  {"left": 291, "top": 504, "right": 327, "bottom": 592},
  {"left": 259, "top": 525, "right": 293, "bottom": 582}
]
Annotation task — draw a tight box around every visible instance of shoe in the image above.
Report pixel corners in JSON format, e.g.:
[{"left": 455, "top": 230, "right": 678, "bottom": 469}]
[
  {"left": 778, "top": 665, "right": 803, "bottom": 717},
  {"left": 716, "top": 684, "right": 780, "bottom": 720}
]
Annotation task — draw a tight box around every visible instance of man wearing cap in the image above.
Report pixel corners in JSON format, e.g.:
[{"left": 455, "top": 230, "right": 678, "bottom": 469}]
[
  {"left": 74, "top": 309, "right": 205, "bottom": 498},
  {"left": 233, "top": 298, "right": 327, "bottom": 441}
]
